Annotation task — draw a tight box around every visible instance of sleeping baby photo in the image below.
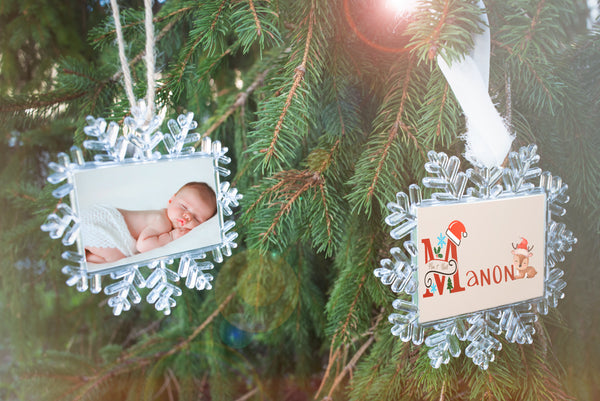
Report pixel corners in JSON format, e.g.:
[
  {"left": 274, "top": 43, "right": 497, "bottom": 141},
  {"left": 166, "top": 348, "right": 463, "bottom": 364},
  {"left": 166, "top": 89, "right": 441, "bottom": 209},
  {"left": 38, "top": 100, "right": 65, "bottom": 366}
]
[{"left": 73, "top": 156, "right": 222, "bottom": 274}]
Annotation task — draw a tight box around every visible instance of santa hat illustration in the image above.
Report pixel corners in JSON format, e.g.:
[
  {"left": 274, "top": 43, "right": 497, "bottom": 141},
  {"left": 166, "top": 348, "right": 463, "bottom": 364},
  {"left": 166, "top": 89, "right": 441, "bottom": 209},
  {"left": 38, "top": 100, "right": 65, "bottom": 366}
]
[
  {"left": 446, "top": 220, "right": 467, "bottom": 246},
  {"left": 514, "top": 237, "right": 531, "bottom": 256}
]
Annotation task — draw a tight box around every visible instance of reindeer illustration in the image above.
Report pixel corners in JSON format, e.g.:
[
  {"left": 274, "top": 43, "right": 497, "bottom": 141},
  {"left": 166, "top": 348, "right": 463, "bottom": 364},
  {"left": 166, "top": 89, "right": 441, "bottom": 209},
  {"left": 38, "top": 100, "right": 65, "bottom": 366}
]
[{"left": 512, "top": 237, "right": 537, "bottom": 279}]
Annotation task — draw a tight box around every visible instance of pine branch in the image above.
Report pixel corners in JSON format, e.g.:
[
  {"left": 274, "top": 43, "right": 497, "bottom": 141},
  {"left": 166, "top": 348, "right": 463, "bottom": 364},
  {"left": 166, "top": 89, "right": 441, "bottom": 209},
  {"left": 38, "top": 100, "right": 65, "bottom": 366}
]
[
  {"left": 162, "top": 292, "right": 236, "bottom": 358},
  {"left": 243, "top": 145, "right": 343, "bottom": 255},
  {"left": 425, "top": 0, "right": 450, "bottom": 60},
  {"left": 365, "top": 61, "right": 414, "bottom": 202},
  {"left": 234, "top": 387, "right": 259, "bottom": 401},
  {"left": 110, "top": 13, "right": 181, "bottom": 82},
  {"left": 333, "top": 273, "right": 368, "bottom": 347},
  {"left": 2, "top": 10, "right": 180, "bottom": 121},
  {"left": 200, "top": 68, "right": 269, "bottom": 140},
  {"left": 169, "top": 33, "right": 205, "bottom": 86},
  {"left": 315, "top": 344, "right": 343, "bottom": 399},
  {"left": 415, "top": 68, "right": 461, "bottom": 150},
  {"left": 196, "top": 47, "right": 232, "bottom": 85},
  {"left": 92, "top": 5, "right": 195, "bottom": 45},
  {"left": 408, "top": 0, "right": 482, "bottom": 64},
  {"left": 325, "top": 335, "right": 375, "bottom": 399},
  {"left": 522, "top": 0, "right": 547, "bottom": 48},
  {"left": 325, "top": 219, "right": 388, "bottom": 351},
  {"left": 316, "top": 312, "right": 384, "bottom": 400},
  {"left": 347, "top": 57, "right": 423, "bottom": 217},
  {"left": 34, "top": 293, "right": 237, "bottom": 401},
  {"left": 317, "top": 178, "right": 333, "bottom": 242},
  {"left": 259, "top": 170, "right": 319, "bottom": 243},
  {"left": 243, "top": 1, "right": 330, "bottom": 174},
  {"left": 71, "top": 360, "right": 152, "bottom": 401},
  {"left": 247, "top": 0, "right": 262, "bottom": 37},
  {"left": 492, "top": 39, "right": 554, "bottom": 105},
  {"left": 211, "top": 0, "right": 228, "bottom": 32},
  {"left": 434, "top": 82, "right": 449, "bottom": 138},
  {"left": 0, "top": 91, "right": 86, "bottom": 113},
  {"left": 263, "top": 7, "right": 314, "bottom": 164}
]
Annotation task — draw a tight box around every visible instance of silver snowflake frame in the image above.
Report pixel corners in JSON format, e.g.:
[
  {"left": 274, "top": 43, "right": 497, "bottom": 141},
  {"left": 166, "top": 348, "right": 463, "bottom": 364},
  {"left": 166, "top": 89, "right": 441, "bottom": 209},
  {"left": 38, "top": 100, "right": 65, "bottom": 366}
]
[
  {"left": 375, "top": 144, "right": 576, "bottom": 369},
  {"left": 41, "top": 100, "right": 242, "bottom": 316}
]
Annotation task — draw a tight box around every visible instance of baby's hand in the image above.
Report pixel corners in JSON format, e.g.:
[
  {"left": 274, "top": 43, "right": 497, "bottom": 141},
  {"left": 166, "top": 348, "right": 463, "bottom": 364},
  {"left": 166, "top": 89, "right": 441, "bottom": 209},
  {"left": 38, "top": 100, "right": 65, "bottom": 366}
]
[{"left": 171, "top": 228, "right": 190, "bottom": 240}]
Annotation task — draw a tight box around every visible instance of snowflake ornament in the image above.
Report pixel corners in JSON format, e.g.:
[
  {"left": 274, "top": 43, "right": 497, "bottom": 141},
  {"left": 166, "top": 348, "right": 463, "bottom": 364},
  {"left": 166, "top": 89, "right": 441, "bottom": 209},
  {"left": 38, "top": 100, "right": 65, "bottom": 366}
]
[
  {"left": 104, "top": 267, "right": 146, "bottom": 316},
  {"left": 42, "top": 100, "right": 242, "bottom": 315},
  {"left": 145, "top": 260, "right": 183, "bottom": 316},
  {"left": 377, "top": 144, "right": 576, "bottom": 369}
]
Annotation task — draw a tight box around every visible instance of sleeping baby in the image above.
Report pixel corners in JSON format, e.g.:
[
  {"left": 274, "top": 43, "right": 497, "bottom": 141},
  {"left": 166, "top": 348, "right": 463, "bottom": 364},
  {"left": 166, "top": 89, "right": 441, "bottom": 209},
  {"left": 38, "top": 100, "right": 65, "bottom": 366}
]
[{"left": 81, "top": 182, "right": 217, "bottom": 264}]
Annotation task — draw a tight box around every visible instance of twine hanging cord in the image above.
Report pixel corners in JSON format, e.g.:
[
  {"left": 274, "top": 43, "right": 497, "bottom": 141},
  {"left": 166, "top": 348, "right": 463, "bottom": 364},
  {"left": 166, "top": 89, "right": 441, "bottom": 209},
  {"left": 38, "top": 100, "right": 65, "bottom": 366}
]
[
  {"left": 109, "top": 0, "right": 157, "bottom": 121},
  {"left": 143, "top": 0, "right": 156, "bottom": 114}
]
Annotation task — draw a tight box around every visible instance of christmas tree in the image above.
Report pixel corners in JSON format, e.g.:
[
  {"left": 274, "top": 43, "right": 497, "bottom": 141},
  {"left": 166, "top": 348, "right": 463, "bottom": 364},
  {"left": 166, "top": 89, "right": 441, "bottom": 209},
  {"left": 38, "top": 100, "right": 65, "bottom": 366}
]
[{"left": 1, "top": 0, "right": 599, "bottom": 400}]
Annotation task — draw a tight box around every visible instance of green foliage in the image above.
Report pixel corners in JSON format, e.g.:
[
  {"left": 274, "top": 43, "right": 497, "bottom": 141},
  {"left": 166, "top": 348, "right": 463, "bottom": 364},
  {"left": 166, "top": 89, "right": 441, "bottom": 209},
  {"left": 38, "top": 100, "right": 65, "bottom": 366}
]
[
  {"left": 1, "top": 0, "right": 598, "bottom": 400},
  {"left": 231, "top": 1, "right": 283, "bottom": 54},
  {"left": 408, "top": 0, "right": 485, "bottom": 64},
  {"left": 0, "top": 0, "right": 104, "bottom": 93},
  {"left": 346, "top": 56, "right": 429, "bottom": 217},
  {"left": 246, "top": 0, "right": 333, "bottom": 174},
  {"left": 325, "top": 221, "right": 386, "bottom": 348}
]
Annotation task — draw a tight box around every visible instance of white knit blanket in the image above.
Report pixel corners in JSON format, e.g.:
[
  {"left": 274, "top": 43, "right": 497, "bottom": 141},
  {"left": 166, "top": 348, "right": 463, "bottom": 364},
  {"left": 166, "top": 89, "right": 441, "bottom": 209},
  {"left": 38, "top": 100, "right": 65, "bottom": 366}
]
[{"left": 80, "top": 204, "right": 138, "bottom": 256}]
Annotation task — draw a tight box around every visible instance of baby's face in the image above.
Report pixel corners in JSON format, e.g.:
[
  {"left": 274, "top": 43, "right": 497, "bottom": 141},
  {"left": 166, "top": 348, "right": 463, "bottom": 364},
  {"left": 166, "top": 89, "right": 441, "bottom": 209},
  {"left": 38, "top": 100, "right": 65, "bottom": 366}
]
[{"left": 167, "top": 187, "right": 216, "bottom": 230}]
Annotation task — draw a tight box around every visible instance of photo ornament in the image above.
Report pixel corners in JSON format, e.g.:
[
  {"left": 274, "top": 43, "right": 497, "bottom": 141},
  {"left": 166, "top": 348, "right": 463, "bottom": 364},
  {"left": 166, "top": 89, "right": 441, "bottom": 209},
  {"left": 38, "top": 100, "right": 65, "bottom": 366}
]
[
  {"left": 42, "top": 105, "right": 242, "bottom": 315},
  {"left": 75, "top": 156, "right": 222, "bottom": 274}
]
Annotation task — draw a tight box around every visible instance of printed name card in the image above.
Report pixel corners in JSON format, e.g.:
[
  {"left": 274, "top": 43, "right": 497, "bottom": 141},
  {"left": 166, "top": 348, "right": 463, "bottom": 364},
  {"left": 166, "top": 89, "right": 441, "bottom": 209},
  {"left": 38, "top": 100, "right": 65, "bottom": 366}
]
[{"left": 416, "top": 194, "right": 546, "bottom": 324}]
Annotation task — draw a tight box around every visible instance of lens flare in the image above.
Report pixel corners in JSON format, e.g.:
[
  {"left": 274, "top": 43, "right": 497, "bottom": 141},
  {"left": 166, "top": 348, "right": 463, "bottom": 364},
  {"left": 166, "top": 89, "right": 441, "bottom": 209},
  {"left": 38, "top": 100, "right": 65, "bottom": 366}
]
[
  {"left": 343, "top": 0, "right": 416, "bottom": 53},
  {"left": 385, "top": 0, "right": 419, "bottom": 14}
]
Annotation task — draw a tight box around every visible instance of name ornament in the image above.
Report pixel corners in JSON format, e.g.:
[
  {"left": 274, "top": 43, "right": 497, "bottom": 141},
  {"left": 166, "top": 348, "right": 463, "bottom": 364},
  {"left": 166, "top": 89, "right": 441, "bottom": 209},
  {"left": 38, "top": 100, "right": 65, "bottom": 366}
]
[{"left": 375, "top": 145, "right": 576, "bottom": 369}]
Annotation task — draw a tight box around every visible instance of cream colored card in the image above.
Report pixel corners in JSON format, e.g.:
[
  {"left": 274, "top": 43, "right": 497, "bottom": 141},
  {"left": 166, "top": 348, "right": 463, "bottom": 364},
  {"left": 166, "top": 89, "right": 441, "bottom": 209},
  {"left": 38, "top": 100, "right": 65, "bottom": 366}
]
[{"left": 416, "top": 193, "right": 546, "bottom": 324}]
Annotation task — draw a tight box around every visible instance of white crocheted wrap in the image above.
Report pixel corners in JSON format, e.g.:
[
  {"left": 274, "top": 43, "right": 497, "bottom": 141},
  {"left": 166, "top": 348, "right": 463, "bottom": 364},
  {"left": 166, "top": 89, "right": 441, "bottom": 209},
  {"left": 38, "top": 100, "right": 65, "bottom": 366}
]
[{"left": 80, "top": 204, "right": 138, "bottom": 256}]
